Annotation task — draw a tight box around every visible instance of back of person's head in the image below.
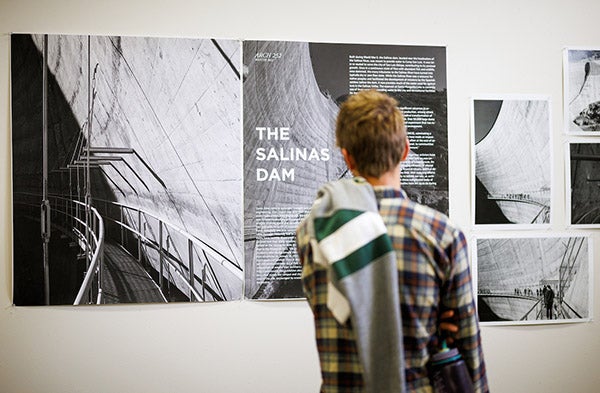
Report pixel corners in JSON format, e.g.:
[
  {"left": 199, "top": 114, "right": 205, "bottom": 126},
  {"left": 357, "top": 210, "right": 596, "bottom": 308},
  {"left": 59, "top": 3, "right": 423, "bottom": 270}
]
[{"left": 335, "top": 89, "right": 407, "bottom": 178}]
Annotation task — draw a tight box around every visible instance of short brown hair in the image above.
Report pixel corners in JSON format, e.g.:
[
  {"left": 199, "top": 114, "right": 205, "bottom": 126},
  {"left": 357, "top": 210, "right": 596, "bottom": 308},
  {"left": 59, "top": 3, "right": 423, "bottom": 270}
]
[{"left": 335, "top": 90, "right": 407, "bottom": 178}]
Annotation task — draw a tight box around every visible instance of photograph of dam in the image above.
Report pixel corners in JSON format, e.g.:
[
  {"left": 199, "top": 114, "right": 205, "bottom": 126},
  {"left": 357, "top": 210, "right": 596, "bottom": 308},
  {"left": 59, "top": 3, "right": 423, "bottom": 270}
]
[
  {"left": 565, "top": 48, "right": 600, "bottom": 134},
  {"left": 476, "top": 235, "right": 591, "bottom": 325},
  {"left": 11, "top": 34, "right": 243, "bottom": 305},
  {"left": 567, "top": 142, "right": 600, "bottom": 226},
  {"left": 243, "top": 40, "right": 448, "bottom": 299},
  {"left": 472, "top": 97, "right": 551, "bottom": 226}
]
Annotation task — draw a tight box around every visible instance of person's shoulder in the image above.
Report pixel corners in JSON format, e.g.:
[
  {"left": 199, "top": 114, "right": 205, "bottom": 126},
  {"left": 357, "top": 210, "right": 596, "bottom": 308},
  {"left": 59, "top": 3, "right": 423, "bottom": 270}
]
[
  {"left": 295, "top": 214, "right": 311, "bottom": 244},
  {"left": 392, "top": 197, "right": 464, "bottom": 244}
]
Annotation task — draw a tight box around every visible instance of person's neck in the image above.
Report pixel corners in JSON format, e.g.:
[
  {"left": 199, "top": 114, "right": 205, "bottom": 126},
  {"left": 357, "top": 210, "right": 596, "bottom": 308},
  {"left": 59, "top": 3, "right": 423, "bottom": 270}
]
[{"left": 361, "top": 166, "right": 401, "bottom": 189}]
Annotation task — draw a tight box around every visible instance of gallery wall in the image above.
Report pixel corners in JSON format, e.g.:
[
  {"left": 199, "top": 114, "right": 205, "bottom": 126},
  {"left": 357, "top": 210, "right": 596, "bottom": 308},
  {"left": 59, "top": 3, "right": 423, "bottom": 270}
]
[{"left": 1, "top": 0, "right": 600, "bottom": 392}]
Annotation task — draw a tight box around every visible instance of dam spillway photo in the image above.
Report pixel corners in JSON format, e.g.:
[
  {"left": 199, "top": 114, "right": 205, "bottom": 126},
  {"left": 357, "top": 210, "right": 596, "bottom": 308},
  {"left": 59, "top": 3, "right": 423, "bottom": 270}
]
[
  {"left": 11, "top": 34, "right": 243, "bottom": 305},
  {"left": 472, "top": 97, "right": 552, "bottom": 227},
  {"left": 475, "top": 235, "right": 591, "bottom": 325}
]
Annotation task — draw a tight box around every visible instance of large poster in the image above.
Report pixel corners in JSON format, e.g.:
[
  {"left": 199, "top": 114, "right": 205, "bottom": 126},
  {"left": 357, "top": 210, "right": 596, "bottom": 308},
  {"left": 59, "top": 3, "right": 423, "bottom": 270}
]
[
  {"left": 474, "top": 234, "right": 592, "bottom": 325},
  {"left": 243, "top": 40, "right": 448, "bottom": 299},
  {"left": 11, "top": 35, "right": 449, "bottom": 304},
  {"left": 12, "top": 34, "right": 243, "bottom": 305}
]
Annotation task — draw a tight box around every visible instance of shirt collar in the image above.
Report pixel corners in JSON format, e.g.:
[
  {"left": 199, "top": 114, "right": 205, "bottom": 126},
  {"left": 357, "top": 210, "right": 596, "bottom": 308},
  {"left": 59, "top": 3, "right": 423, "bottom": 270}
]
[{"left": 372, "top": 185, "right": 408, "bottom": 200}]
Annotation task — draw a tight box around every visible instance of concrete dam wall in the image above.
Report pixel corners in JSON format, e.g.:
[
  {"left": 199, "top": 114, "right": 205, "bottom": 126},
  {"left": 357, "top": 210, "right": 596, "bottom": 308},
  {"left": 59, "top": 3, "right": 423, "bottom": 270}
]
[{"left": 12, "top": 34, "right": 243, "bottom": 303}]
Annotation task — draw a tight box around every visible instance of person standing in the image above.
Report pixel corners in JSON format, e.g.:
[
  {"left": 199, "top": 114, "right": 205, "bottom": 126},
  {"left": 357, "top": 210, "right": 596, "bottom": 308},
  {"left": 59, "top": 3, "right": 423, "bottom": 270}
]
[
  {"left": 545, "top": 285, "right": 555, "bottom": 319},
  {"left": 296, "top": 90, "right": 488, "bottom": 392}
]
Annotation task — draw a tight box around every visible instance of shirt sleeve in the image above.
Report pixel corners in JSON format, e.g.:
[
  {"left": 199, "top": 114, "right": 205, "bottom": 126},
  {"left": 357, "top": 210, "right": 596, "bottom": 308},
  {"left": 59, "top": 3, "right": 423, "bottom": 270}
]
[
  {"left": 296, "top": 220, "right": 315, "bottom": 303},
  {"left": 442, "top": 229, "right": 489, "bottom": 393}
]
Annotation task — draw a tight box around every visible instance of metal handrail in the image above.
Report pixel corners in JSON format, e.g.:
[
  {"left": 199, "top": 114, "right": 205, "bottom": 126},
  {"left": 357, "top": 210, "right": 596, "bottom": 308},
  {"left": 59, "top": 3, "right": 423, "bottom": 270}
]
[
  {"left": 486, "top": 194, "right": 549, "bottom": 208},
  {"left": 98, "top": 198, "right": 240, "bottom": 301},
  {"left": 106, "top": 217, "right": 206, "bottom": 301},
  {"left": 520, "top": 299, "right": 543, "bottom": 321},
  {"left": 13, "top": 192, "right": 105, "bottom": 305},
  {"left": 15, "top": 191, "right": 241, "bottom": 302},
  {"left": 574, "top": 205, "right": 600, "bottom": 225},
  {"left": 94, "top": 197, "right": 242, "bottom": 277},
  {"left": 73, "top": 200, "right": 104, "bottom": 305},
  {"left": 76, "top": 194, "right": 244, "bottom": 301}
]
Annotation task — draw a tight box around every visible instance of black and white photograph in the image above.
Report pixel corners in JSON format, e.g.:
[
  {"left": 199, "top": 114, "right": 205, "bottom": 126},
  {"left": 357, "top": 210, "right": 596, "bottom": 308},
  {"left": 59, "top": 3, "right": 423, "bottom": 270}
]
[
  {"left": 243, "top": 40, "right": 448, "bottom": 299},
  {"left": 475, "top": 234, "right": 592, "bottom": 325},
  {"left": 564, "top": 48, "right": 600, "bottom": 134},
  {"left": 472, "top": 96, "right": 552, "bottom": 227},
  {"left": 11, "top": 34, "right": 244, "bottom": 306},
  {"left": 567, "top": 141, "right": 600, "bottom": 227}
]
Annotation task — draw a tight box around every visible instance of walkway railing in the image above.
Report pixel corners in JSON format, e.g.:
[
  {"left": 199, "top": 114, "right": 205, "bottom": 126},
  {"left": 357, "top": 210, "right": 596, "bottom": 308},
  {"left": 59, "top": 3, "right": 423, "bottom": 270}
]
[
  {"left": 72, "top": 199, "right": 104, "bottom": 305},
  {"left": 14, "top": 191, "right": 242, "bottom": 303},
  {"left": 573, "top": 205, "right": 600, "bottom": 225},
  {"left": 94, "top": 197, "right": 242, "bottom": 302},
  {"left": 14, "top": 192, "right": 105, "bottom": 305},
  {"left": 486, "top": 193, "right": 550, "bottom": 224}
]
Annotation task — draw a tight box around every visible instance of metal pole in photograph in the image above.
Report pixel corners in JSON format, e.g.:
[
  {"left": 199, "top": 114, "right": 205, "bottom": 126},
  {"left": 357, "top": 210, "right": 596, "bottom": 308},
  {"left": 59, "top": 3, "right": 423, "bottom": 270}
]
[
  {"left": 137, "top": 209, "right": 142, "bottom": 263},
  {"left": 202, "top": 263, "right": 206, "bottom": 301},
  {"left": 96, "top": 214, "right": 103, "bottom": 305},
  {"left": 120, "top": 206, "right": 124, "bottom": 246},
  {"left": 41, "top": 34, "right": 51, "bottom": 305},
  {"left": 84, "top": 35, "right": 92, "bottom": 300},
  {"left": 188, "top": 239, "right": 194, "bottom": 301},
  {"left": 142, "top": 220, "right": 147, "bottom": 268},
  {"left": 166, "top": 235, "right": 171, "bottom": 296},
  {"left": 159, "top": 220, "right": 164, "bottom": 291}
]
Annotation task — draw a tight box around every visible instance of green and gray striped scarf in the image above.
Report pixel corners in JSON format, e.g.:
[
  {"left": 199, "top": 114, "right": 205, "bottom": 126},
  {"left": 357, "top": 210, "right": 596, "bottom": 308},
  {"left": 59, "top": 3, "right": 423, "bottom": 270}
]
[{"left": 304, "top": 177, "right": 406, "bottom": 393}]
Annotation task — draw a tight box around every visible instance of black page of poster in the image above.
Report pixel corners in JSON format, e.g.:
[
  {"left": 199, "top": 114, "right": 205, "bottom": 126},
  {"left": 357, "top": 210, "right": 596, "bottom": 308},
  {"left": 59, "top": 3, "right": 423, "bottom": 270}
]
[{"left": 243, "top": 40, "right": 448, "bottom": 299}]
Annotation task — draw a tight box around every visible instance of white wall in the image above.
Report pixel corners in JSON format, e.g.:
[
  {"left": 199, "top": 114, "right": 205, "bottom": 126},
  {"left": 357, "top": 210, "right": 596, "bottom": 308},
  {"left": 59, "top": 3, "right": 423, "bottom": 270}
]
[{"left": 1, "top": 1, "right": 600, "bottom": 392}]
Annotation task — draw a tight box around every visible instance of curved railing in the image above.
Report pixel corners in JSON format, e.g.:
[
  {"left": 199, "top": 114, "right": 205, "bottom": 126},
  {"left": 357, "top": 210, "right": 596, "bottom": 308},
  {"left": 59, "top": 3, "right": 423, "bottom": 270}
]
[
  {"left": 72, "top": 200, "right": 104, "bottom": 305},
  {"left": 574, "top": 205, "right": 600, "bottom": 225},
  {"left": 13, "top": 192, "right": 105, "bottom": 305},
  {"left": 93, "top": 197, "right": 243, "bottom": 302},
  {"left": 14, "top": 191, "right": 242, "bottom": 303},
  {"left": 486, "top": 194, "right": 549, "bottom": 208},
  {"left": 486, "top": 193, "right": 550, "bottom": 224},
  {"left": 478, "top": 292, "right": 545, "bottom": 321}
]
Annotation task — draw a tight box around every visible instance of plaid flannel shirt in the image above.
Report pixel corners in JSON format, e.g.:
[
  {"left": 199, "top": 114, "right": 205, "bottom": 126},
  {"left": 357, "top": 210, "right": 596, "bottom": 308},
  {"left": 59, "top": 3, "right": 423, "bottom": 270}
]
[{"left": 297, "top": 187, "right": 488, "bottom": 393}]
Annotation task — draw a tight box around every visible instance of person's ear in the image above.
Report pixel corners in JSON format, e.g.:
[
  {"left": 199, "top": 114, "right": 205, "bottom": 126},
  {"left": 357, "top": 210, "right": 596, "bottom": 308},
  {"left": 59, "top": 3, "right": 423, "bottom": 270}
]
[
  {"left": 341, "top": 148, "right": 356, "bottom": 172},
  {"left": 401, "top": 137, "right": 410, "bottom": 161}
]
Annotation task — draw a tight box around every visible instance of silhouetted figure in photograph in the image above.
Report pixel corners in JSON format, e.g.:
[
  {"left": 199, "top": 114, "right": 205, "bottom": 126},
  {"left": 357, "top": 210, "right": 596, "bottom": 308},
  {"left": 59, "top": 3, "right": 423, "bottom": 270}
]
[{"left": 544, "top": 285, "right": 555, "bottom": 319}]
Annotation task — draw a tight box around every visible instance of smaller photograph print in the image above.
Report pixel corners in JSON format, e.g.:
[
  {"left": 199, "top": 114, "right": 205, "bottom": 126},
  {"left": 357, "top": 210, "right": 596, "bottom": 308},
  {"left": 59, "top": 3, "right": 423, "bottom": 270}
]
[
  {"left": 471, "top": 96, "right": 552, "bottom": 228},
  {"left": 475, "top": 234, "right": 592, "bottom": 325},
  {"left": 564, "top": 48, "right": 600, "bottom": 134},
  {"left": 567, "top": 141, "right": 600, "bottom": 227}
]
